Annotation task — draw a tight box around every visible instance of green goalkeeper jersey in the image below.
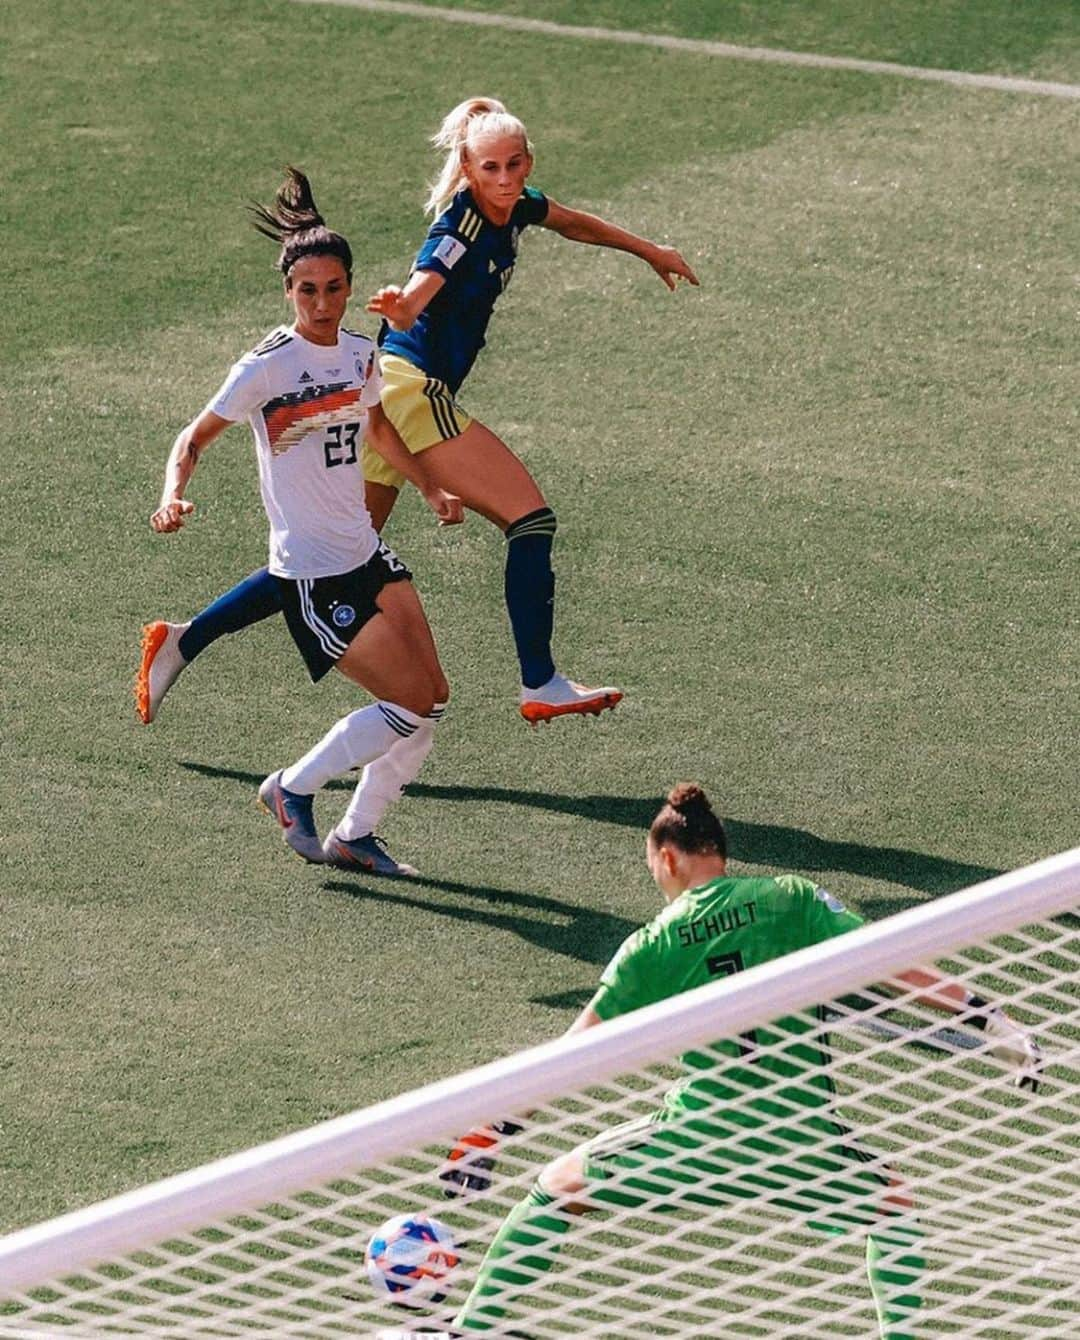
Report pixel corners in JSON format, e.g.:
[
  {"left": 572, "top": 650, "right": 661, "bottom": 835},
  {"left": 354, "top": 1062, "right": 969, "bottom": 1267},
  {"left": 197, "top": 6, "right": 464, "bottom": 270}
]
[{"left": 590, "top": 875, "right": 864, "bottom": 1127}]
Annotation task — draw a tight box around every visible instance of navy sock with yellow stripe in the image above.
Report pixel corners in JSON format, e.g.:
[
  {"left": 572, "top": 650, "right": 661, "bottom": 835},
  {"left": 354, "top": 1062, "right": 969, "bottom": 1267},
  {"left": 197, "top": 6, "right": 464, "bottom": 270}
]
[{"left": 504, "top": 507, "right": 557, "bottom": 690}]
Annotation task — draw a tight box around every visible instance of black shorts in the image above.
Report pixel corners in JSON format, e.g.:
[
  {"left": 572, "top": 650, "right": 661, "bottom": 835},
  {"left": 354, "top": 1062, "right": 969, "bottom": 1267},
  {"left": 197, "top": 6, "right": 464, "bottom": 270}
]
[{"left": 275, "top": 542, "right": 412, "bottom": 682}]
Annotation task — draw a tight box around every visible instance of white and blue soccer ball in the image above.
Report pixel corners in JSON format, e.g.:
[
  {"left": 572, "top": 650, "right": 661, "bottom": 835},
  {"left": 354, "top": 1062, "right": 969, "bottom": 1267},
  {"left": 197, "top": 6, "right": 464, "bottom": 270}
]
[{"left": 365, "top": 1212, "right": 459, "bottom": 1307}]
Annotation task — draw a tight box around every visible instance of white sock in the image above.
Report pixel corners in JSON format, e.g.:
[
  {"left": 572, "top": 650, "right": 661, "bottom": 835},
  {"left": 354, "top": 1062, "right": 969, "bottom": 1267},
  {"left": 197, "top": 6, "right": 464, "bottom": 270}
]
[
  {"left": 281, "top": 702, "right": 425, "bottom": 795},
  {"left": 336, "top": 703, "right": 446, "bottom": 840}
]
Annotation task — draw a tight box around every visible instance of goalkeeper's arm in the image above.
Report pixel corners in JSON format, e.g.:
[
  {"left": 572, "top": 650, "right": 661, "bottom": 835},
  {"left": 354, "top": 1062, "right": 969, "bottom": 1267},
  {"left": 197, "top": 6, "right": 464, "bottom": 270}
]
[
  {"left": 891, "top": 967, "right": 1042, "bottom": 1091},
  {"left": 440, "top": 1004, "right": 606, "bottom": 1197}
]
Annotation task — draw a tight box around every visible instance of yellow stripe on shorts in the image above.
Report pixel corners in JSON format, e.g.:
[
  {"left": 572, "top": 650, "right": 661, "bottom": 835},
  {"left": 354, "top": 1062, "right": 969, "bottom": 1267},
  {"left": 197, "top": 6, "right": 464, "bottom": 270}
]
[
  {"left": 367, "top": 354, "right": 473, "bottom": 488},
  {"left": 423, "top": 377, "right": 461, "bottom": 440}
]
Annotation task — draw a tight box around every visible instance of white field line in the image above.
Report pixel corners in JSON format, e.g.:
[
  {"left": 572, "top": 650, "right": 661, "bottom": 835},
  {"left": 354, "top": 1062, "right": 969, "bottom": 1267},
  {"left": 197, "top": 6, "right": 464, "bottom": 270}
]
[{"left": 293, "top": 0, "right": 1080, "bottom": 101}]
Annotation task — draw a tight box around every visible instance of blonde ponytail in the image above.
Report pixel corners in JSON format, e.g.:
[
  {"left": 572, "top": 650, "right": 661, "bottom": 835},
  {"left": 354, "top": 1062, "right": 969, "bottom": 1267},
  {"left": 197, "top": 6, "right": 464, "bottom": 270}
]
[{"left": 424, "top": 96, "right": 533, "bottom": 216}]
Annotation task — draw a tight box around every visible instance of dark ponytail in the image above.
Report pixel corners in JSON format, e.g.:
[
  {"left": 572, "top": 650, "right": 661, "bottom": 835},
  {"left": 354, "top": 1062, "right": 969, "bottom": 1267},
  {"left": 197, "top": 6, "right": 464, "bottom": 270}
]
[
  {"left": 649, "top": 783, "right": 727, "bottom": 858},
  {"left": 249, "top": 166, "right": 353, "bottom": 284}
]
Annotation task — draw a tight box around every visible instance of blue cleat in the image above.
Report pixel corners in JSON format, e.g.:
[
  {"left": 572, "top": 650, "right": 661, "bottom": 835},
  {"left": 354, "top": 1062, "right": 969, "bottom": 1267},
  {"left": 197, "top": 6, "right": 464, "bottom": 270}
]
[
  {"left": 323, "top": 830, "right": 418, "bottom": 877},
  {"left": 258, "top": 770, "right": 325, "bottom": 863}
]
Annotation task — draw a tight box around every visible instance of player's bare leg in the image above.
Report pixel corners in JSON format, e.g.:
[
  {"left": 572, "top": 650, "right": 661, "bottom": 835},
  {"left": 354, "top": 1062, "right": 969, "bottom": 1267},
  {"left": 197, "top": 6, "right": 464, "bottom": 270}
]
[
  {"left": 334, "top": 579, "right": 445, "bottom": 714},
  {"left": 415, "top": 420, "right": 545, "bottom": 527},
  {"left": 364, "top": 480, "right": 400, "bottom": 534}
]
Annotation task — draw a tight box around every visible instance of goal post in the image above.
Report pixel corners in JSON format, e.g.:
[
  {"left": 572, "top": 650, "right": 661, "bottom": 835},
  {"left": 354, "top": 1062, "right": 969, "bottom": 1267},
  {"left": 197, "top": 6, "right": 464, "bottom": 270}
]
[{"left": 1, "top": 848, "right": 1077, "bottom": 1338}]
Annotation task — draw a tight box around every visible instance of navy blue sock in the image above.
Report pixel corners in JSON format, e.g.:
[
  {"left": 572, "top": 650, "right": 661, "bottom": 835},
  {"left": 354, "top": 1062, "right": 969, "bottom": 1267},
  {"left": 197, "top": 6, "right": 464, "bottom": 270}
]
[
  {"left": 178, "top": 567, "right": 283, "bottom": 661},
  {"left": 504, "top": 507, "right": 557, "bottom": 690}
]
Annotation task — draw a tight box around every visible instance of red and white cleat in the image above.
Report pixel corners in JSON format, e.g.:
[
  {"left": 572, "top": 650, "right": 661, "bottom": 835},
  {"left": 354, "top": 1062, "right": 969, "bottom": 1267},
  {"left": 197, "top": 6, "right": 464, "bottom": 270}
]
[
  {"left": 135, "top": 620, "right": 190, "bottom": 724},
  {"left": 519, "top": 673, "right": 623, "bottom": 724}
]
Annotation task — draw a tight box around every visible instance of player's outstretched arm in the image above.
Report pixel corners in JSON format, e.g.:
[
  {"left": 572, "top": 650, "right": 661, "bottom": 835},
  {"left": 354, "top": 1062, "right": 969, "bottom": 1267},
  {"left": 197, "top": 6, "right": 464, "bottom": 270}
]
[
  {"left": 892, "top": 967, "right": 1042, "bottom": 1091},
  {"left": 150, "top": 409, "right": 232, "bottom": 533},
  {"left": 366, "top": 270, "right": 446, "bottom": 331},
  {"left": 541, "top": 199, "right": 700, "bottom": 291}
]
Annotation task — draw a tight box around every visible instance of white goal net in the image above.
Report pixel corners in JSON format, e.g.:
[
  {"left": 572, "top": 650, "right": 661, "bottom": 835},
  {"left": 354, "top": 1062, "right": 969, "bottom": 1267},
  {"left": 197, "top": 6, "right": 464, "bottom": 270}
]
[{"left": 1, "top": 850, "right": 1077, "bottom": 1339}]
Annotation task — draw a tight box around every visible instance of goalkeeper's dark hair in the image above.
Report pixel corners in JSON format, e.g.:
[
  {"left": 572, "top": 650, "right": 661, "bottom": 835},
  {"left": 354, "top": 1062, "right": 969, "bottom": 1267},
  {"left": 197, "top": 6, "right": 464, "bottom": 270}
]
[
  {"left": 249, "top": 166, "right": 353, "bottom": 286},
  {"left": 650, "top": 783, "right": 727, "bottom": 857}
]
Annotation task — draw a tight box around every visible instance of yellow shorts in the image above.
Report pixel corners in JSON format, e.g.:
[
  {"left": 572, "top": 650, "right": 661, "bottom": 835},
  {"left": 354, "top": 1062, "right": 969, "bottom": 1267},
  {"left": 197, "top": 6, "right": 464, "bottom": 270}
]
[{"left": 361, "top": 353, "right": 474, "bottom": 489}]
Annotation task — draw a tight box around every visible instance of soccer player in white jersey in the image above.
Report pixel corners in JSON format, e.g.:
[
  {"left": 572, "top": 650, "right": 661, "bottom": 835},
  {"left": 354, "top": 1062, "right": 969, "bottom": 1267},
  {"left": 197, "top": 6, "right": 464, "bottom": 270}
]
[{"left": 149, "top": 168, "right": 463, "bottom": 876}]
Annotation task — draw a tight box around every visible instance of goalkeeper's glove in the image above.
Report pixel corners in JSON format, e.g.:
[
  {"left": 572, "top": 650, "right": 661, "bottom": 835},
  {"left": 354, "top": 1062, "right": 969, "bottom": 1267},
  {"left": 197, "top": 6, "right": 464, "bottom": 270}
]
[
  {"left": 965, "top": 994, "right": 1043, "bottom": 1092},
  {"left": 439, "top": 1119, "right": 524, "bottom": 1197}
]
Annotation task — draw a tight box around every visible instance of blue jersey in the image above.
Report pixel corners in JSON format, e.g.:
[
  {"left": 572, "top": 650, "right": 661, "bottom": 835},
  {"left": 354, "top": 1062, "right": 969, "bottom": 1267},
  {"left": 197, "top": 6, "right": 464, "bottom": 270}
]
[{"left": 380, "top": 186, "right": 549, "bottom": 394}]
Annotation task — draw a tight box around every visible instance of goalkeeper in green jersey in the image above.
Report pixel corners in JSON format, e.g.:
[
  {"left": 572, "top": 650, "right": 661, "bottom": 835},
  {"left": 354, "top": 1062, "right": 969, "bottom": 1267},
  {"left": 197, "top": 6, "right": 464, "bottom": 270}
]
[{"left": 436, "top": 783, "right": 1040, "bottom": 1339}]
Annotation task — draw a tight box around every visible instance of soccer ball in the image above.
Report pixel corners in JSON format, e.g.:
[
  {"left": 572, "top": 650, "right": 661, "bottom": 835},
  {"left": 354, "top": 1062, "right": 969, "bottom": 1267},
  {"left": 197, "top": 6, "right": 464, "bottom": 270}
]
[{"left": 366, "top": 1212, "right": 459, "bottom": 1306}]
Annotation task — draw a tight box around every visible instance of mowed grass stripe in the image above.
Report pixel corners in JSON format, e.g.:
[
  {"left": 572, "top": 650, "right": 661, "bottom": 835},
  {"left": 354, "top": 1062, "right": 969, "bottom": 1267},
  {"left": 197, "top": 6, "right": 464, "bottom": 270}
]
[{"left": 293, "top": 0, "right": 1080, "bottom": 100}]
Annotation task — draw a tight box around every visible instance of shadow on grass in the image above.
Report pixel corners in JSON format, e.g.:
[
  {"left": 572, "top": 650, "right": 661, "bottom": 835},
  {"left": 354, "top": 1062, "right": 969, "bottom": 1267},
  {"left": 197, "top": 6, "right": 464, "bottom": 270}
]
[
  {"left": 407, "top": 784, "right": 1004, "bottom": 898},
  {"left": 181, "top": 764, "right": 1002, "bottom": 899},
  {"left": 530, "top": 986, "right": 597, "bottom": 1011},
  {"left": 181, "top": 760, "right": 353, "bottom": 792},
  {"left": 320, "top": 872, "right": 637, "bottom": 970}
]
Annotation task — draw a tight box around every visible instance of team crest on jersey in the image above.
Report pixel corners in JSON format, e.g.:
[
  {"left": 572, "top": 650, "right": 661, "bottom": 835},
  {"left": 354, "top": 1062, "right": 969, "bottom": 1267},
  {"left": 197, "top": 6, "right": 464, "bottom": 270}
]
[
  {"left": 814, "top": 887, "right": 846, "bottom": 914},
  {"left": 332, "top": 604, "right": 356, "bottom": 628}
]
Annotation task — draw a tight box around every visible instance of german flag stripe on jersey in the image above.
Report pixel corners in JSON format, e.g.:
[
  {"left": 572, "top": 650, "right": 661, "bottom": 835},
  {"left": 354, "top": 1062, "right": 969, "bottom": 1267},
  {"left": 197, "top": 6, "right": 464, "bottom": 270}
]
[
  {"left": 422, "top": 378, "right": 461, "bottom": 440},
  {"left": 459, "top": 207, "right": 483, "bottom": 242},
  {"left": 262, "top": 382, "right": 364, "bottom": 455}
]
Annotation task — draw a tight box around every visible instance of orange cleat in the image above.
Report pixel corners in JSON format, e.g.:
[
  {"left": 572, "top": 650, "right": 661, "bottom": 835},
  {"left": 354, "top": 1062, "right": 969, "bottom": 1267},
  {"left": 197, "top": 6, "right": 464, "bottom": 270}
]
[
  {"left": 519, "top": 673, "right": 623, "bottom": 724},
  {"left": 134, "top": 620, "right": 190, "bottom": 724}
]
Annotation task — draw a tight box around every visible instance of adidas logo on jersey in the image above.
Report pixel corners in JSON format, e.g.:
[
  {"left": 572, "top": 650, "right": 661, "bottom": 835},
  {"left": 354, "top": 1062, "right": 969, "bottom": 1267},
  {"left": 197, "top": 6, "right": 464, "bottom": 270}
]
[
  {"left": 488, "top": 259, "right": 498, "bottom": 274},
  {"left": 299, "top": 370, "right": 313, "bottom": 383}
]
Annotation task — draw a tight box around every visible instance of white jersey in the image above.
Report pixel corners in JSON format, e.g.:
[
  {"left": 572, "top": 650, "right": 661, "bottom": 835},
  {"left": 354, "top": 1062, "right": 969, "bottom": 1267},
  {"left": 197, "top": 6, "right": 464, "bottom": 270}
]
[{"left": 208, "top": 324, "right": 383, "bottom": 578}]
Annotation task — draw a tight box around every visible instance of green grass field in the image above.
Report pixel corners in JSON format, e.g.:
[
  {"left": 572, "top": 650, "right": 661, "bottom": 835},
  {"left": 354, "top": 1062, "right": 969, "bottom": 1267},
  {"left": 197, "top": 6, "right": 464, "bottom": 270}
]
[{"left": 3, "top": 0, "right": 1078, "bottom": 1242}]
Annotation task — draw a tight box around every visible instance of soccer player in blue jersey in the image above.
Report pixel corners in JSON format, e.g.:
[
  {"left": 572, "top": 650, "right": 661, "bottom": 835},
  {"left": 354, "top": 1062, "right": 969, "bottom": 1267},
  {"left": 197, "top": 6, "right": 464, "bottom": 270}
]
[{"left": 136, "top": 97, "right": 699, "bottom": 727}]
